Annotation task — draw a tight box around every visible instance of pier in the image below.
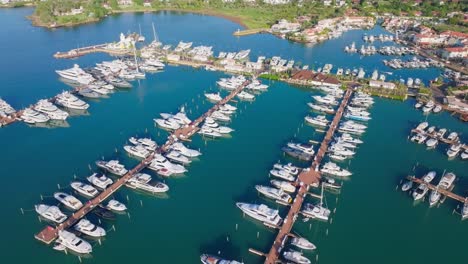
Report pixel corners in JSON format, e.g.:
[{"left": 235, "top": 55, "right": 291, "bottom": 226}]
[
  {"left": 410, "top": 128, "right": 467, "bottom": 150},
  {"left": 406, "top": 176, "right": 466, "bottom": 203},
  {"left": 53, "top": 44, "right": 131, "bottom": 59},
  {"left": 233, "top": 28, "right": 269, "bottom": 36},
  {"left": 263, "top": 89, "right": 353, "bottom": 264},
  {"left": 35, "top": 81, "right": 249, "bottom": 244}
]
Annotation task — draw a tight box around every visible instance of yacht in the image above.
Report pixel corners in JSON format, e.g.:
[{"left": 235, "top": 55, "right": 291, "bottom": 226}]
[
  {"left": 106, "top": 199, "right": 127, "bottom": 212},
  {"left": 165, "top": 150, "right": 192, "bottom": 165},
  {"left": 447, "top": 144, "right": 462, "bottom": 158},
  {"left": 270, "top": 180, "right": 296, "bottom": 193},
  {"left": 221, "top": 104, "right": 237, "bottom": 111},
  {"left": 55, "top": 91, "right": 90, "bottom": 110},
  {"left": 433, "top": 105, "right": 442, "bottom": 113},
  {"left": 329, "top": 153, "right": 348, "bottom": 161},
  {"left": 20, "top": 108, "right": 50, "bottom": 124},
  {"left": 416, "top": 122, "right": 429, "bottom": 131},
  {"left": 255, "top": 185, "right": 292, "bottom": 204},
  {"left": 34, "top": 100, "right": 69, "bottom": 120},
  {"left": 205, "top": 92, "right": 223, "bottom": 102},
  {"left": 56, "top": 230, "right": 92, "bottom": 254},
  {"left": 96, "top": 160, "right": 128, "bottom": 176},
  {"left": 129, "top": 137, "right": 157, "bottom": 151},
  {"left": 287, "top": 142, "right": 315, "bottom": 156},
  {"left": 447, "top": 132, "right": 459, "bottom": 141},
  {"left": 425, "top": 138, "right": 438, "bottom": 148},
  {"left": 429, "top": 172, "right": 456, "bottom": 206},
  {"left": 344, "top": 112, "right": 371, "bottom": 122},
  {"left": 401, "top": 180, "right": 413, "bottom": 192},
  {"left": 422, "top": 171, "right": 436, "bottom": 183},
  {"left": 436, "top": 128, "right": 447, "bottom": 138},
  {"left": 106, "top": 77, "right": 132, "bottom": 88},
  {"left": 304, "top": 115, "right": 329, "bottom": 127},
  {"left": 270, "top": 169, "right": 295, "bottom": 181},
  {"left": 237, "top": 91, "right": 255, "bottom": 100},
  {"left": 338, "top": 125, "right": 365, "bottom": 135},
  {"left": 124, "top": 144, "right": 151, "bottom": 159},
  {"left": 154, "top": 118, "right": 181, "bottom": 130},
  {"left": 312, "top": 95, "right": 338, "bottom": 106},
  {"left": 77, "top": 88, "right": 100, "bottom": 98},
  {"left": 0, "top": 98, "right": 15, "bottom": 116},
  {"left": 273, "top": 163, "right": 300, "bottom": 176},
  {"left": 70, "top": 182, "right": 99, "bottom": 198},
  {"left": 210, "top": 111, "right": 231, "bottom": 122},
  {"left": 126, "top": 173, "right": 169, "bottom": 193},
  {"left": 463, "top": 199, "right": 468, "bottom": 220},
  {"left": 283, "top": 250, "right": 311, "bottom": 264},
  {"left": 290, "top": 237, "right": 316, "bottom": 250},
  {"left": 200, "top": 254, "right": 243, "bottom": 264},
  {"left": 87, "top": 173, "right": 113, "bottom": 190},
  {"left": 148, "top": 154, "right": 187, "bottom": 175},
  {"left": 35, "top": 204, "right": 67, "bottom": 223},
  {"left": 54, "top": 192, "right": 83, "bottom": 211},
  {"left": 412, "top": 184, "right": 429, "bottom": 201},
  {"left": 338, "top": 133, "right": 363, "bottom": 144},
  {"left": 56, "top": 64, "right": 95, "bottom": 85},
  {"left": 302, "top": 203, "right": 330, "bottom": 221},
  {"left": 461, "top": 149, "right": 468, "bottom": 160},
  {"left": 198, "top": 127, "right": 223, "bottom": 138},
  {"left": 169, "top": 142, "right": 201, "bottom": 157},
  {"left": 328, "top": 145, "right": 355, "bottom": 157},
  {"left": 203, "top": 117, "right": 234, "bottom": 134},
  {"left": 160, "top": 108, "right": 191, "bottom": 125},
  {"left": 320, "top": 162, "right": 352, "bottom": 177},
  {"left": 307, "top": 103, "right": 335, "bottom": 114},
  {"left": 74, "top": 219, "right": 106, "bottom": 237},
  {"left": 236, "top": 203, "right": 282, "bottom": 226}
]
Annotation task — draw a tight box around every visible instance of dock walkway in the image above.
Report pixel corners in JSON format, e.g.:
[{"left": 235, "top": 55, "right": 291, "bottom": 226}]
[
  {"left": 263, "top": 89, "right": 353, "bottom": 264},
  {"left": 54, "top": 44, "right": 131, "bottom": 59},
  {"left": 406, "top": 176, "right": 466, "bottom": 203}
]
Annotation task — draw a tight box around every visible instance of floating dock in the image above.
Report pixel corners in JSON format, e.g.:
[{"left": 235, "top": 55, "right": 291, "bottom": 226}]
[
  {"left": 410, "top": 128, "right": 467, "bottom": 150},
  {"left": 406, "top": 176, "right": 466, "bottom": 203}
]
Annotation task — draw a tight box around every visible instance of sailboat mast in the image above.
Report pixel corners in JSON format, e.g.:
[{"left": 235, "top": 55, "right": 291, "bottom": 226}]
[{"left": 152, "top": 22, "right": 157, "bottom": 42}]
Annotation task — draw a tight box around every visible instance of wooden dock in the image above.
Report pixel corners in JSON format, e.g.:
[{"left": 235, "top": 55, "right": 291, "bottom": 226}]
[
  {"left": 263, "top": 89, "right": 353, "bottom": 264},
  {"left": 410, "top": 128, "right": 467, "bottom": 150},
  {"left": 233, "top": 28, "right": 269, "bottom": 36},
  {"left": 35, "top": 81, "right": 249, "bottom": 245},
  {"left": 406, "top": 176, "right": 466, "bottom": 203}
]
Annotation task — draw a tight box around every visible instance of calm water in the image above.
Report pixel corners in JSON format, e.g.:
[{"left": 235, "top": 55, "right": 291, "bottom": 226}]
[{"left": 0, "top": 8, "right": 467, "bottom": 264}]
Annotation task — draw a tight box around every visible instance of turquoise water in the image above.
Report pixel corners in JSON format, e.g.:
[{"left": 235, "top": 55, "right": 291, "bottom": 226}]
[{"left": 0, "top": 7, "right": 467, "bottom": 264}]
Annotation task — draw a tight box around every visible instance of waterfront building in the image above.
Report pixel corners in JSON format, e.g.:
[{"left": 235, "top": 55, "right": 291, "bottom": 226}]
[
  {"left": 441, "top": 47, "right": 468, "bottom": 60},
  {"left": 369, "top": 80, "right": 396, "bottom": 89}
]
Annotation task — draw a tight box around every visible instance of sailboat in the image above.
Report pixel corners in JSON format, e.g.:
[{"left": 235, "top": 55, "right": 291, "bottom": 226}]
[
  {"left": 302, "top": 183, "right": 330, "bottom": 221},
  {"left": 133, "top": 48, "right": 145, "bottom": 79},
  {"left": 138, "top": 24, "right": 145, "bottom": 42}
]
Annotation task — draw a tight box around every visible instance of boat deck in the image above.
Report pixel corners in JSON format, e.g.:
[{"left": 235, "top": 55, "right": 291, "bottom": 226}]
[
  {"left": 263, "top": 89, "right": 353, "bottom": 264},
  {"left": 406, "top": 176, "right": 466, "bottom": 203}
]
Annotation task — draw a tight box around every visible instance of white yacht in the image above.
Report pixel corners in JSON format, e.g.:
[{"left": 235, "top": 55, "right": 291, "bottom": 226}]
[
  {"left": 255, "top": 185, "right": 292, "bottom": 204},
  {"left": 412, "top": 184, "right": 429, "bottom": 201},
  {"left": 154, "top": 118, "right": 181, "bottom": 130},
  {"left": 0, "top": 98, "right": 15, "bottom": 116},
  {"left": 126, "top": 173, "right": 169, "bottom": 193},
  {"left": 96, "top": 160, "right": 128, "bottom": 176},
  {"left": 74, "top": 219, "right": 106, "bottom": 237},
  {"left": 447, "top": 144, "right": 462, "bottom": 158},
  {"left": 329, "top": 153, "right": 348, "bottom": 161},
  {"left": 283, "top": 250, "right": 311, "bottom": 264},
  {"left": 290, "top": 237, "right": 316, "bottom": 250},
  {"left": 54, "top": 192, "right": 83, "bottom": 211},
  {"left": 425, "top": 138, "right": 438, "bottom": 148},
  {"left": 210, "top": 111, "right": 231, "bottom": 122},
  {"left": 416, "top": 122, "right": 429, "bottom": 131},
  {"left": 56, "top": 64, "right": 95, "bottom": 85},
  {"left": 287, "top": 142, "right": 315, "bottom": 156},
  {"left": 401, "top": 180, "right": 413, "bottom": 192},
  {"left": 270, "top": 180, "right": 296, "bottom": 193},
  {"left": 124, "top": 144, "right": 151, "bottom": 159},
  {"left": 429, "top": 172, "right": 456, "bottom": 206},
  {"left": 304, "top": 115, "right": 329, "bottom": 127},
  {"left": 56, "top": 230, "right": 92, "bottom": 254},
  {"left": 461, "top": 149, "right": 468, "bottom": 160},
  {"left": 71, "top": 182, "right": 99, "bottom": 198},
  {"left": 200, "top": 254, "right": 243, "bottom": 264},
  {"left": 198, "top": 127, "right": 223, "bottom": 138},
  {"left": 160, "top": 108, "right": 191, "bottom": 125},
  {"left": 463, "top": 199, "right": 468, "bottom": 220},
  {"left": 35, "top": 204, "right": 67, "bottom": 223},
  {"left": 203, "top": 118, "right": 234, "bottom": 134},
  {"left": 34, "top": 99, "right": 69, "bottom": 120},
  {"left": 129, "top": 137, "right": 157, "bottom": 151},
  {"left": 169, "top": 142, "right": 201, "bottom": 158},
  {"left": 205, "top": 92, "right": 223, "bottom": 102},
  {"left": 106, "top": 199, "right": 127, "bottom": 212},
  {"left": 307, "top": 103, "right": 335, "bottom": 114},
  {"left": 237, "top": 91, "right": 255, "bottom": 100},
  {"left": 312, "top": 95, "right": 338, "bottom": 105},
  {"left": 20, "top": 108, "right": 50, "bottom": 124},
  {"left": 148, "top": 154, "right": 187, "bottom": 175},
  {"left": 270, "top": 169, "right": 295, "bottom": 181},
  {"left": 328, "top": 145, "right": 355, "bottom": 156},
  {"left": 302, "top": 203, "right": 330, "bottom": 221},
  {"left": 55, "top": 91, "right": 90, "bottom": 110},
  {"left": 273, "top": 163, "right": 300, "bottom": 176},
  {"left": 447, "top": 132, "right": 459, "bottom": 141},
  {"left": 87, "top": 173, "right": 113, "bottom": 190},
  {"left": 422, "top": 171, "right": 436, "bottom": 183},
  {"left": 320, "top": 162, "right": 352, "bottom": 177},
  {"left": 338, "top": 133, "right": 363, "bottom": 144},
  {"left": 236, "top": 203, "right": 282, "bottom": 226},
  {"left": 221, "top": 104, "right": 237, "bottom": 111},
  {"left": 165, "top": 150, "right": 192, "bottom": 165}
]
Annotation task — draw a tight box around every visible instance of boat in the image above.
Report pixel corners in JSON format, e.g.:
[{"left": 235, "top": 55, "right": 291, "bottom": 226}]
[
  {"left": 446, "top": 143, "right": 462, "bottom": 158},
  {"left": 433, "top": 105, "right": 442, "bottom": 113},
  {"left": 416, "top": 122, "right": 429, "bottom": 131},
  {"left": 270, "top": 169, "right": 295, "bottom": 181},
  {"left": 200, "top": 254, "right": 243, "bottom": 264},
  {"left": 273, "top": 163, "right": 300, "bottom": 176},
  {"left": 34, "top": 100, "right": 69, "bottom": 120},
  {"left": 302, "top": 184, "right": 330, "bottom": 221},
  {"left": 92, "top": 207, "right": 115, "bottom": 220},
  {"left": 96, "top": 160, "right": 128, "bottom": 176},
  {"left": 54, "top": 192, "right": 83, "bottom": 211},
  {"left": 126, "top": 173, "right": 169, "bottom": 193},
  {"left": 56, "top": 64, "right": 95, "bottom": 85},
  {"left": 462, "top": 199, "right": 468, "bottom": 220},
  {"left": 422, "top": 171, "right": 436, "bottom": 183},
  {"left": 414, "top": 102, "right": 423, "bottom": 108},
  {"left": 87, "top": 173, "right": 113, "bottom": 190},
  {"left": 290, "top": 237, "right": 316, "bottom": 250},
  {"left": 74, "top": 219, "right": 106, "bottom": 237},
  {"left": 255, "top": 185, "right": 292, "bottom": 204},
  {"left": 70, "top": 182, "right": 99, "bottom": 198},
  {"left": 169, "top": 142, "right": 201, "bottom": 157},
  {"left": 307, "top": 103, "right": 335, "bottom": 114},
  {"left": 270, "top": 180, "right": 296, "bottom": 193},
  {"left": 320, "top": 162, "right": 352, "bottom": 177},
  {"left": 312, "top": 95, "right": 338, "bottom": 106},
  {"left": 0, "top": 98, "right": 15, "bottom": 116},
  {"left": 425, "top": 138, "right": 438, "bottom": 148},
  {"left": 221, "top": 104, "right": 237, "bottom": 111},
  {"left": 55, "top": 91, "right": 90, "bottom": 110},
  {"left": 124, "top": 144, "right": 151, "bottom": 159},
  {"left": 129, "top": 137, "right": 157, "bottom": 151},
  {"left": 283, "top": 250, "right": 311, "bottom": 264},
  {"left": 322, "top": 178, "right": 341, "bottom": 190},
  {"left": 165, "top": 150, "right": 192, "bottom": 165},
  {"left": 77, "top": 88, "right": 100, "bottom": 98},
  {"left": 237, "top": 91, "right": 255, "bottom": 100},
  {"left": 287, "top": 142, "right": 315, "bottom": 156},
  {"left": 282, "top": 147, "right": 313, "bottom": 161},
  {"left": 198, "top": 127, "right": 223, "bottom": 138},
  {"left": 447, "top": 132, "right": 459, "bottom": 141},
  {"left": 154, "top": 118, "right": 181, "bottom": 130},
  {"left": 304, "top": 115, "right": 329, "bottom": 127},
  {"left": 205, "top": 92, "right": 222, "bottom": 102},
  {"left": 148, "top": 154, "right": 187, "bottom": 175},
  {"left": 429, "top": 172, "right": 456, "bottom": 206},
  {"left": 461, "top": 149, "right": 468, "bottom": 160},
  {"left": 35, "top": 204, "right": 67, "bottom": 223},
  {"left": 20, "top": 108, "right": 50, "bottom": 124},
  {"left": 106, "top": 199, "right": 127, "bottom": 212},
  {"left": 401, "top": 180, "right": 413, "bottom": 192},
  {"left": 203, "top": 117, "right": 234, "bottom": 134},
  {"left": 338, "top": 133, "right": 363, "bottom": 144},
  {"left": 56, "top": 230, "right": 92, "bottom": 254},
  {"left": 236, "top": 203, "right": 282, "bottom": 225},
  {"left": 412, "top": 184, "right": 429, "bottom": 201},
  {"left": 160, "top": 107, "right": 191, "bottom": 125},
  {"left": 344, "top": 112, "right": 371, "bottom": 122},
  {"left": 210, "top": 111, "right": 231, "bottom": 122}
]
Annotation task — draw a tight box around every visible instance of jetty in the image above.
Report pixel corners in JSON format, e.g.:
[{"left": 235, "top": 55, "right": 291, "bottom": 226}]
[
  {"left": 35, "top": 81, "right": 249, "bottom": 245},
  {"left": 262, "top": 89, "right": 353, "bottom": 264},
  {"left": 54, "top": 44, "right": 132, "bottom": 59},
  {"left": 406, "top": 176, "right": 466, "bottom": 203},
  {"left": 410, "top": 128, "right": 467, "bottom": 151},
  {"left": 233, "top": 28, "right": 269, "bottom": 36}
]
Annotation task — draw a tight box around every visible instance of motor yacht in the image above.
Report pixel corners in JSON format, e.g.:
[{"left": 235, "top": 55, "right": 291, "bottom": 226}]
[
  {"left": 283, "top": 250, "right": 311, "bottom": 264},
  {"left": 106, "top": 199, "right": 127, "bottom": 212},
  {"left": 320, "top": 162, "right": 352, "bottom": 177},
  {"left": 77, "top": 88, "right": 100, "bottom": 98},
  {"left": 148, "top": 154, "right": 187, "bottom": 175},
  {"left": 129, "top": 137, "right": 157, "bottom": 151},
  {"left": 154, "top": 118, "right": 181, "bottom": 130},
  {"left": 221, "top": 104, "right": 237, "bottom": 111},
  {"left": 255, "top": 185, "right": 292, "bottom": 204},
  {"left": 210, "top": 111, "right": 231, "bottom": 122},
  {"left": 34, "top": 99, "right": 69, "bottom": 120},
  {"left": 429, "top": 172, "right": 456, "bottom": 206},
  {"left": 237, "top": 91, "right": 255, "bottom": 100},
  {"left": 126, "top": 174, "right": 169, "bottom": 193},
  {"left": 344, "top": 112, "right": 371, "bottom": 122},
  {"left": 329, "top": 154, "right": 348, "bottom": 161},
  {"left": 412, "top": 184, "right": 429, "bottom": 201},
  {"left": 273, "top": 163, "right": 300, "bottom": 176},
  {"left": 463, "top": 199, "right": 468, "bottom": 220},
  {"left": 401, "top": 180, "right": 413, "bottom": 192},
  {"left": 270, "top": 169, "right": 295, "bottom": 181},
  {"left": 433, "top": 105, "right": 442, "bottom": 113},
  {"left": 0, "top": 98, "right": 15, "bottom": 116},
  {"left": 54, "top": 192, "right": 83, "bottom": 211},
  {"left": 56, "top": 230, "right": 92, "bottom": 254},
  {"left": 87, "top": 173, "right": 113, "bottom": 190},
  {"left": 71, "top": 182, "right": 99, "bottom": 198},
  {"left": 290, "top": 237, "right": 316, "bottom": 250},
  {"left": 461, "top": 149, "right": 468, "bottom": 160},
  {"left": 422, "top": 171, "right": 436, "bottom": 183},
  {"left": 205, "top": 92, "right": 222, "bottom": 102},
  {"left": 416, "top": 122, "right": 429, "bottom": 131},
  {"left": 169, "top": 142, "right": 201, "bottom": 158},
  {"left": 55, "top": 91, "right": 90, "bottom": 110},
  {"left": 74, "top": 219, "right": 106, "bottom": 237},
  {"left": 165, "top": 150, "right": 192, "bottom": 165},
  {"left": 304, "top": 115, "right": 329, "bottom": 127},
  {"left": 236, "top": 203, "right": 282, "bottom": 226},
  {"left": 338, "top": 133, "right": 363, "bottom": 144},
  {"left": 287, "top": 142, "right": 315, "bottom": 156},
  {"left": 270, "top": 180, "right": 296, "bottom": 193},
  {"left": 95, "top": 160, "right": 128, "bottom": 176},
  {"left": 302, "top": 203, "right": 330, "bottom": 221},
  {"left": 328, "top": 145, "right": 355, "bottom": 156},
  {"left": 200, "top": 254, "right": 243, "bottom": 264},
  {"left": 447, "top": 132, "right": 459, "bottom": 141},
  {"left": 35, "top": 204, "right": 67, "bottom": 223},
  {"left": 160, "top": 108, "right": 191, "bottom": 125},
  {"left": 312, "top": 95, "right": 338, "bottom": 106},
  {"left": 20, "top": 108, "right": 50, "bottom": 124},
  {"left": 447, "top": 143, "right": 462, "bottom": 158},
  {"left": 56, "top": 64, "right": 95, "bottom": 85},
  {"left": 198, "top": 127, "right": 223, "bottom": 138},
  {"left": 203, "top": 117, "right": 234, "bottom": 134},
  {"left": 307, "top": 103, "right": 335, "bottom": 114},
  {"left": 124, "top": 144, "right": 151, "bottom": 159}
]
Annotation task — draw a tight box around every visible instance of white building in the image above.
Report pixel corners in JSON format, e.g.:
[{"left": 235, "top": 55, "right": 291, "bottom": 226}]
[{"left": 369, "top": 80, "right": 396, "bottom": 89}]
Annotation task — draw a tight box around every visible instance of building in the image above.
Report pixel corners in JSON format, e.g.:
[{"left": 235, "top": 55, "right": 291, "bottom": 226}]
[
  {"left": 291, "top": 70, "right": 341, "bottom": 89},
  {"left": 369, "top": 80, "right": 396, "bottom": 89},
  {"left": 271, "top": 19, "right": 301, "bottom": 34},
  {"left": 413, "top": 34, "right": 445, "bottom": 46},
  {"left": 441, "top": 47, "right": 468, "bottom": 59},
  {"left": 118, "top": 0, "right": 133, "bottom": 6}
]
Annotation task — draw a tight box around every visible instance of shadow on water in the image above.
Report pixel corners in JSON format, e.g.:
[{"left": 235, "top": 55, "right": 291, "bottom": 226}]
[{"left": 199, "top": 234, "right": 242, "bottom": 260}]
